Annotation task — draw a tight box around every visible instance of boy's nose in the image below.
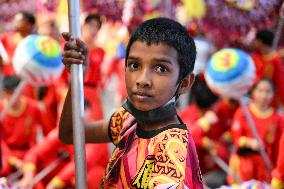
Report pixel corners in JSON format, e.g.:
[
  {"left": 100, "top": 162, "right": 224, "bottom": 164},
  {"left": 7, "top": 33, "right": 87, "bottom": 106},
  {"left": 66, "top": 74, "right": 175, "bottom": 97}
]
[{"left": 136, "top": 70, "right": 151, "bottom": 88}]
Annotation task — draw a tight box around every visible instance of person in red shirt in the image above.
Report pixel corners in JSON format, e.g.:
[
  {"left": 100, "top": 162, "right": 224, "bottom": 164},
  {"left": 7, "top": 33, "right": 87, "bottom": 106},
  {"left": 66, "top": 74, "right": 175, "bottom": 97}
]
[
  {"left": 229, "top": 77, "right": 283, "bottom": 183},
  {"left": 81, "top": 13, "right": 105, "bottom": 120},
  {"left": 0, "top": 76, "right": 45, "bottom": 176},
  {"left": 17, "top": 101, "right": 109, "bottom": 189},
  {"left": 0, "top": 11, "right": 36, "bottom": 76},
  {"left": 271, "top": 130, "right": 284, "bottom": 189},
  {"left": 250, "top": 29, "right": 284, "bottom": 109},
  {"left": 179, "top": 75, "right": 239, "bottom": 188}
]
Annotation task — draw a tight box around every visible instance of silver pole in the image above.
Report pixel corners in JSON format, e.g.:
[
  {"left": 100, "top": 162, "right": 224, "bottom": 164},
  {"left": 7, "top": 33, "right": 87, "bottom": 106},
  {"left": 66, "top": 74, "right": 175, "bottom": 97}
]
[{"left": 67, "top": 0, "right": 87, "bottom": 189}]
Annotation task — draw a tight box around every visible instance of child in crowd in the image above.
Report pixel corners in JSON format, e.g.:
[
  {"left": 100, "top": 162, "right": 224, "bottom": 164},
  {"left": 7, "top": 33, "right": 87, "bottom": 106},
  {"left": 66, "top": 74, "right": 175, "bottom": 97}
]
[
  {"left": 0, "top": 75, "right": 45, "bottom": 176},
  {"left": 60, "top": 17, "right": 204, "bottom": 188},
  {"left": 229, "top": 77, "right": 283, "bottom": 183}
]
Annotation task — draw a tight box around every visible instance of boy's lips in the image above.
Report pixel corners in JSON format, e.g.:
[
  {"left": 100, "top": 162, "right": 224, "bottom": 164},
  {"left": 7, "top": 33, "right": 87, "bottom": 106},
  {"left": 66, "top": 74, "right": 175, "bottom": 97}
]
[{"left": 132, "top": 91, "right": 152, "bottom": 101}]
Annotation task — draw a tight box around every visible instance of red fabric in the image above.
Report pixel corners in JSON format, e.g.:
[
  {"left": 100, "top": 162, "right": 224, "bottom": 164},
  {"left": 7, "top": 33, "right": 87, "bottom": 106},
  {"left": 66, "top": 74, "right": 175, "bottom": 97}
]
[
  {"left": 180, "top": 100, "right": 238, "bottom": 173},
  {"left": 57, "top": 144, "right": 109, "bottom": 188},
  {"left": 0, "top": 32, "right": 22, "bottom": 76},
  {"left": 179, "top": 104, "right": 202, "bottom": 126},
  {"left": 272, "top": 129, "right": 284, "bottom": 182},
  {"left": 0, "top": 97, "right": 44, "bottom": 159},
  {"left": 251, "top": 52, "right": 284, "bottom": 107},
  {"left": 83, "top": 47, "right": 105, "bottom": 120},
  {"left": 230, "top": 104, "right": 283, "bottom": 182},
  {"left": 84, "top": 47, "right": 105, "bottom": 87},
  {"left": 104, "top": 58, "right": 127, "bottom": 100},
  {"left": 23, "top": 129, "right": 73, "bottom": 188}
]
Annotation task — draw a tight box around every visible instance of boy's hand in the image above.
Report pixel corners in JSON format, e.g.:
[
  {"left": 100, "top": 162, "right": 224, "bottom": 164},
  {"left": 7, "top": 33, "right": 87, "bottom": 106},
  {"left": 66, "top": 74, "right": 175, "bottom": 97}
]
[{"left": 61, "top": 32, "right": 89, "bottom": 72}]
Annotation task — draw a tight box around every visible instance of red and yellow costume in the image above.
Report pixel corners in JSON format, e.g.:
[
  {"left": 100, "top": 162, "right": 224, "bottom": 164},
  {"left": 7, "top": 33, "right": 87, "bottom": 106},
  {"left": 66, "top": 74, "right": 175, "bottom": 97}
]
[
  {"left": 180, "top": 100, "right": 238, "bottom": 173},
  {"left": 102, "top": 107, "right": 203, "bottom": 188},
  {"left": 49, "top": 144, "right": 109, "bottom": 189},
  {"left": 23, "top": 129, "right": 109, "bottom": 189},
  {"left": 271, "top": 130, "right": 284, "bottom": 189},
  {"left": 0, "top": 96, "right": 44, "bottom": 159},
  {"left": 22, "top": 129, "right": 73, "bottom": 189},
  {"left": 251, "top": 52, "right": 284, "bottom": 107},
  {"left": 229, "top": 103, "right": 283, "bottom": 183}
]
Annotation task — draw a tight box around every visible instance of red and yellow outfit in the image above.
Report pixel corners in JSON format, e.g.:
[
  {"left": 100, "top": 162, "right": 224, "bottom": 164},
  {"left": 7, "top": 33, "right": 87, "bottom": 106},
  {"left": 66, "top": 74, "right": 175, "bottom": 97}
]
[
  {"left": 49, "top": 144, "right": 109, "bottom": 189},
  {"left": 0, "top": 32, "right": 23, "bottom": 75},
  {"left": 180, "top": 100, "right": 238, "bottom": 173},
  {"left": 102, "top": 107, "right": 204, "bottom": 188},
  {"left": 23, "top": 129, "right": 73, "bottom": 189},
  {"left": 23, "top": 129, "right": 109, "bottom": 189},
  {"left": 0, "top": 97, "right": 44, "bottom": 159},
  {"left": 251, "top": 52, "right": 284, "bottom": 107},
  {"left": 229, "top": 104, "right": 283, "bottom": 183},
  {"left": 271, "top": 131, "right": 284, "bottom": 189}
]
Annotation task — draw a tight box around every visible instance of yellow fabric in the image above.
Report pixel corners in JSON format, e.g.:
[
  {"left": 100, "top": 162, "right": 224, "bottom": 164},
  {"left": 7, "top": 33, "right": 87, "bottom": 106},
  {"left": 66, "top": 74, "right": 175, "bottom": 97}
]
[
  {"left": 197, "top": 118, "right": 211, "bottom": 132},
  {"left": 272, "top": 178, "right": 284, "bottom": 189},
  {"left": 23, "top": 162, "right": 36, "bottom": 172},
  {"left": 8, "top": 157, "right": 20, "bottom": 166},
  {"left": 238, "top": 136, "right": 248, "bottom": 147},
  {"left": 50, "top": 176, "right": 65, "bottom": 189}
]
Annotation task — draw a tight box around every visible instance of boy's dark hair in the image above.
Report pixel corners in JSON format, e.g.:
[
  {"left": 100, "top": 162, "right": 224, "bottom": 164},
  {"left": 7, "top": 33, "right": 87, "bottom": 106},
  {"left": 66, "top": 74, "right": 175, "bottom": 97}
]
[
  {"left": 125, "top": 17, "right": 196, "bottom": 82},
  {"left": 84, "top": 13, "right": 102, "bottom": 29},
  {"left": 255, "top": 29, "right": 274, "bottom": 47},
  {"left": 189, "top": 75, "right": 218, "bottom": 109},
  {"left": 2, "top": 75, "right": 21, "bottom": 90},
  {"left": 19, "top": 11, "right": 36, "bottom": 26}
]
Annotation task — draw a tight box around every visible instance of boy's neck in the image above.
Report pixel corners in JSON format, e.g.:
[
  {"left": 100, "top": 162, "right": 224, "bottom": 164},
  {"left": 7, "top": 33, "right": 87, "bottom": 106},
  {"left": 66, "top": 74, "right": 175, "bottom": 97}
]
[{"left": 137, "top": 115, "right": 180, "bottom": 131}]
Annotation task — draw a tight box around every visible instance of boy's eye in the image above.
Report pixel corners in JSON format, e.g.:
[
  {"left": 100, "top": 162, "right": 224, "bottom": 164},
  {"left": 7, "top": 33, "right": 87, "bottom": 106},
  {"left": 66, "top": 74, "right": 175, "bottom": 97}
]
[
  {"left": 127, "top": 62, "right": 139, "bottom": 70},
  {"left": 154, "top": 65, "right": 168, "bottom": 73}
]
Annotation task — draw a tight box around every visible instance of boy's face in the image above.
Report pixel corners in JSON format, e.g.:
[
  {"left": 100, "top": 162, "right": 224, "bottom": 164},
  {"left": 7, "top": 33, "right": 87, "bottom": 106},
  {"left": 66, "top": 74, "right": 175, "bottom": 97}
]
[{"left": 125, "top": 41, "right": 180, "bottom": 111}]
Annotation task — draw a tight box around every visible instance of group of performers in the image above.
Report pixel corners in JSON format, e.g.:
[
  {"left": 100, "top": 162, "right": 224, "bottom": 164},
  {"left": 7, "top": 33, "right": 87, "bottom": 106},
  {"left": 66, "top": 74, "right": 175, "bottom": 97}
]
[{"left": 0, "top": 10, "right": 283, "bottom": 189}]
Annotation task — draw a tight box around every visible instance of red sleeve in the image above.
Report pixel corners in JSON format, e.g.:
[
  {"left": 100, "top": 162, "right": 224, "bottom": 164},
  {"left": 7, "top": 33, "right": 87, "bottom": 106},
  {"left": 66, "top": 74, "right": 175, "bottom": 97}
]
[
  {"left": 272, "top": 57, "right": 284, "bottom": 106},
  {"left": 272, "top": 131, "right": 284, "bottom": 182},
  {"left": 24, "top": 130, "right": 62, "bottom": 165},
  {"left": 56, "top": 144, "right": 109, "bottom": 184},
  {"left": 230, "top": 107, "right": 247, "bottom": 148}
]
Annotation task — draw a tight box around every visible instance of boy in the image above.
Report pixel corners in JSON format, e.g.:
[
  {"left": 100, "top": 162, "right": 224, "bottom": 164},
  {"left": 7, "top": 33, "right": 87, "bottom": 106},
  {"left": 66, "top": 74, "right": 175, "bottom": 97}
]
[{"left": 60, "top": 17, "right": 203, "bottom": 188}]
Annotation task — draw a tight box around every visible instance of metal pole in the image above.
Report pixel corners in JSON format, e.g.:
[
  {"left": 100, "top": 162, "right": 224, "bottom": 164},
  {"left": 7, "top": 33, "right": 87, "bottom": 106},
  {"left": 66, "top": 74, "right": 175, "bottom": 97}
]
[{"left": 67, "top": 0, "right": 87, "bottom": 188}]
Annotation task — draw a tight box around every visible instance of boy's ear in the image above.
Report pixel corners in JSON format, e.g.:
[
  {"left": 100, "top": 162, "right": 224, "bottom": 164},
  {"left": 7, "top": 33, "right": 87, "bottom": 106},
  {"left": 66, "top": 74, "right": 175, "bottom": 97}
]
[{"left": 178, "top": 74, "right": 195, "bottom": 95}]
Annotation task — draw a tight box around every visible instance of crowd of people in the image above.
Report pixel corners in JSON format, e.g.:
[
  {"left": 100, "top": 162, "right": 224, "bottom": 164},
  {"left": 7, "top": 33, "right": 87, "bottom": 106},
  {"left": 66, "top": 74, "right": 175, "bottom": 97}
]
[{"left": 0, "top": 9, "right": 283, "bottom": 189}]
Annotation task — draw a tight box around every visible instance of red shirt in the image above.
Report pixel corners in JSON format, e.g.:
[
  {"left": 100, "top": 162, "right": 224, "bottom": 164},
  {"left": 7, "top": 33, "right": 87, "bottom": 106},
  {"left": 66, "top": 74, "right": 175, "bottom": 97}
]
[
  {"left": 0, "top": 97, "right": 44, "bottom": 159},
  {"left": 272, "top": 130, "right": 284, "bottom": 186},
  {"left": 23, "top": 129, "right": 73, "bottom": 186}
]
